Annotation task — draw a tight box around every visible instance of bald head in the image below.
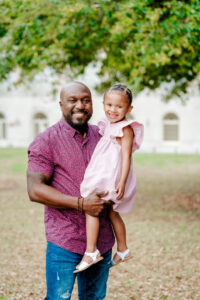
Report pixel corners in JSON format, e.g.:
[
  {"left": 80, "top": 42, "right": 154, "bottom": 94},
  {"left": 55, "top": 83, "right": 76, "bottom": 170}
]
[
  {"left": 60, "top": 82, "right": 91, "bottom": 102},
  {"left": 59, "top": 81, "right": 93, "bottom": 132}
]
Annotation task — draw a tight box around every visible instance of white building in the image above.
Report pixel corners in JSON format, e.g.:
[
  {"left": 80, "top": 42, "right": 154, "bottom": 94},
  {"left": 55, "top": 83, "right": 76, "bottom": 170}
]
[
  {"left": 134, "top": 90, "right": 200, "bottom": 153},
  {"left": 0, "top": 70, "right": 200, "bottom": 153}
]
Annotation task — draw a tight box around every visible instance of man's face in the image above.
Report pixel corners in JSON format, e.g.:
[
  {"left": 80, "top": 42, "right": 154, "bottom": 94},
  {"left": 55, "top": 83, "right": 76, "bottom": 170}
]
[{"left": 59, "top": 84, "right": 93, "bottom": 128}]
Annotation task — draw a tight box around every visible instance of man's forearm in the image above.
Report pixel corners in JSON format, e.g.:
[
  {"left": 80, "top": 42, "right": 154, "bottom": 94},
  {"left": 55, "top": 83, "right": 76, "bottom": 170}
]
[
  {"left": 27, "top": 172, "right": 78, "bottom": 209},
  {"left": 28, "top": 183, "right": 77, "bottom": 209},
  {"left": 27, "top": 172, "right": 107, "bottom": 216},
  {"left": 28, "top": 182, "right": 78, "bottom": 209}
]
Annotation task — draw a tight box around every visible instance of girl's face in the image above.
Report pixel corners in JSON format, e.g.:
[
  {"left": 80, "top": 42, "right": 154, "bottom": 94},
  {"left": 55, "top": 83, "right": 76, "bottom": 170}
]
[{"left": 103, "top": 91, "right": 133, "bottom": 123}]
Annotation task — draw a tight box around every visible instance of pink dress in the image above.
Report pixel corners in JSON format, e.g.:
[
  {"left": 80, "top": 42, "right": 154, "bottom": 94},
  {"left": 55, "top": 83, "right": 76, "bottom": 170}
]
[{"left": 80, "top": 116, "right": 144, "bottom": 213}]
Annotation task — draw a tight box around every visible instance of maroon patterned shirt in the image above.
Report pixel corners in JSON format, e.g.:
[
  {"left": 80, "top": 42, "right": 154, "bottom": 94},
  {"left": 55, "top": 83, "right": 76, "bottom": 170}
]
[{"left": 27, "top": 118, "right": 115, "bottom": 254}]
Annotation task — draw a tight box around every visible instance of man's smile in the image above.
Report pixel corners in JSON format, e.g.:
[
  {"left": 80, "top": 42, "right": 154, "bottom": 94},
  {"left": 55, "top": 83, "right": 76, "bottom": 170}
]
[{"left": 72, "top": 111, "right": 88, "bottom": 117}]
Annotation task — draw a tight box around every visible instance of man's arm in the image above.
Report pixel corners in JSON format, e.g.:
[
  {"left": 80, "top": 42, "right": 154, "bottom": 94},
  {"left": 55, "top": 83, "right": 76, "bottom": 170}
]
[{"left": 27, "top": 171, "right": 107, "bottom": 216}]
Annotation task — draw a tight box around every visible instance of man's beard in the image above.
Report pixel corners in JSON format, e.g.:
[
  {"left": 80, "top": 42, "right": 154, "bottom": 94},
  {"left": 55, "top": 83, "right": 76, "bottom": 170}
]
[{"left": 64, "top": 114, "right": 89, "bottom": 134}]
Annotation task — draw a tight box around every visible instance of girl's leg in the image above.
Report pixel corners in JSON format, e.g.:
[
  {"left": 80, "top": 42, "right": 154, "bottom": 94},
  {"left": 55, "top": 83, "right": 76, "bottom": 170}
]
[
  {"left": 74, "top": 214, "right": 103, "bottom": 273},
  {"left": 109, "top": 207, "right": 128, "bottom": 252},
  {"left": 85, "top": 213, "right": 99, "bottom": 252}
]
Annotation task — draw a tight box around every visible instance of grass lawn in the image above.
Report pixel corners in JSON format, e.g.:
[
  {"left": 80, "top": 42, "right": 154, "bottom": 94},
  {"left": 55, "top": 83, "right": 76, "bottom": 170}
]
[{"left": 0, "top": 149, "right": 200, "bottom": 299}]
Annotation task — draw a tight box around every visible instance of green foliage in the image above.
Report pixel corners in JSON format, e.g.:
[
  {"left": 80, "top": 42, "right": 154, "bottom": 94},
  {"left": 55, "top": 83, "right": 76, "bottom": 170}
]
[{"left": 0, "top": 0, "right": 200, "bottom": 98}]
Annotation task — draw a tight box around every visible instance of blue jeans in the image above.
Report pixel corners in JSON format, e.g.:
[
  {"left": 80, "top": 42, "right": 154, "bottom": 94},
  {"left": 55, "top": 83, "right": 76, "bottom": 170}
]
[{"left": 44, "top": 242, "right": 112, "bottom": 300}]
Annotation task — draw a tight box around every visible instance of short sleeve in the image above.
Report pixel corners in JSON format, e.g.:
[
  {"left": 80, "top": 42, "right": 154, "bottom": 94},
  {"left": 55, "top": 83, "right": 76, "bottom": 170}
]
[
  {"left": 110, "top": 120, "right": 144, "bottom": 152},
  {"left": 27, "top": 132, "right": 54, "bottom": 174},
  {"left": 97, "top": 116, "right": 108, "bottom": 136},
  {"left": 130, "top": 122, "right": 144, "bottom": 152}
]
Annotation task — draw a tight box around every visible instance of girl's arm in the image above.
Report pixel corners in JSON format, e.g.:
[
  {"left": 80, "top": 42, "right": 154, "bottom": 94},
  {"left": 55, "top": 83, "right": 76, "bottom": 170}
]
[{"left": 116, "top": 126, "right": 134, "bottom": 200}]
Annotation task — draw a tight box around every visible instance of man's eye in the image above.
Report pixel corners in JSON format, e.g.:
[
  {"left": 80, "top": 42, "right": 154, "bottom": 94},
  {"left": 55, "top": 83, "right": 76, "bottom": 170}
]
[
  {"left": 83, "top": 99, "right": 90, "bottom": 104},
  {"left": 69, "top": 99, "right": 76, "bottom": 103}
]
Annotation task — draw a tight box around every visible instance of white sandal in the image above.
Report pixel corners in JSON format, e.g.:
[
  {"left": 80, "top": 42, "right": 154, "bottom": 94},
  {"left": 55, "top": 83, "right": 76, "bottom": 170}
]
[
  {"left": 74, "top": 249, "right": 103, "bottom": 273},
  {"left": 110, "top": 249, "right": 132, "bottom": 267}
]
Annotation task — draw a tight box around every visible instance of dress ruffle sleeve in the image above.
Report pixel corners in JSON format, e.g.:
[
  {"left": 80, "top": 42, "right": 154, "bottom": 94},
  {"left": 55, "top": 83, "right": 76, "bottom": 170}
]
[
  {"left": 110, "top": 120, "right": 144, "bottom": 152},
  {"left": 97, "top": 116, "right": 108, "bottom": 136}
]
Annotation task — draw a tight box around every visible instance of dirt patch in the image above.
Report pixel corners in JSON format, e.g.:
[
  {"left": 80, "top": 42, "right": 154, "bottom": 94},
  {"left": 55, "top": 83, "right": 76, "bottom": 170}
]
[
  {"left": 0, "top": 178, "right": 20, "bottom": 191},
  {"left": 166, "top": 192, "right": 200, "bottom": 210}
]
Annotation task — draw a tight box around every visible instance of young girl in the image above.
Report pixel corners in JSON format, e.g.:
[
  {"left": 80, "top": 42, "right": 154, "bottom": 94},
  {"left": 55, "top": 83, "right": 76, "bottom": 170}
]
[{"left": 74, "top": 83, "right": 144, "bottom": 273}]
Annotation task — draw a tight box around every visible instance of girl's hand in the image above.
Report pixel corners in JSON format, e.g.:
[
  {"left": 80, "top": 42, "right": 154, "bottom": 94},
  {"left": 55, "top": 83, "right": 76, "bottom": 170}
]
[{"left": 115, "top": 182, "right": 125, "bottom": 200}]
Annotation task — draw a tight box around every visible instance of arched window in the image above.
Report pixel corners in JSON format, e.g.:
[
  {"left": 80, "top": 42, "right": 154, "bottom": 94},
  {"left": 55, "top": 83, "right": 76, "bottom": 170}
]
[
  {"left": 0, "top": 113, "right": 6, "bottom": 139},
  {"left": 33, "top": 112, "right": 48, "bottom": 137},
  {"left": 163, "top": 113, "right": 179, "bottom": 141}
]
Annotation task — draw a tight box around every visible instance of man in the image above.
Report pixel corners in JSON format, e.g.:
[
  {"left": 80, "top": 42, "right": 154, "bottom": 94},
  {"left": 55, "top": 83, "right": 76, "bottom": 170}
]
[{"left": 27, "top": 82, "right": 115, "bottom": 300}]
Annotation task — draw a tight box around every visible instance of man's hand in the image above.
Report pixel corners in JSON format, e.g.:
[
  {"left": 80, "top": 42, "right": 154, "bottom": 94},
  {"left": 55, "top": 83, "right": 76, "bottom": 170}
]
[{"left": 83, "top": 192, "right": 109, "bottom": 217}]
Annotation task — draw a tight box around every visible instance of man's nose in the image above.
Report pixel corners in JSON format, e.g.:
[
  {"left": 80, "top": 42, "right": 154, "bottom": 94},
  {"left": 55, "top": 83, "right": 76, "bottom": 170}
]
[{"left": 75, "top": 100, "right": 84, "bottom": 109}]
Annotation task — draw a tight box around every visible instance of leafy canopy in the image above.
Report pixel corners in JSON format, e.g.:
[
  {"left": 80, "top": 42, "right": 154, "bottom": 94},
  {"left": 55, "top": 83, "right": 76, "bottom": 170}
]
[{"left": 0, "top": 0, "right": 200, "bottom": 98}]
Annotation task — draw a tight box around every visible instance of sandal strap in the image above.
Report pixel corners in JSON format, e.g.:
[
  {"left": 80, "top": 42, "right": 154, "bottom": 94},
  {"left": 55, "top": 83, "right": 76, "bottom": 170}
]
[
  {"left": 77, "top": 261, "right": 89, "bottom": 270},
  {"left": 76, "top": 249, "right": 101, "bottom": 271},
  {"left": 85, "top": 249, "right": 100, "bottom": 261},
  {"left": 116, "top": 249, "right": 130, "bottom": 261}
]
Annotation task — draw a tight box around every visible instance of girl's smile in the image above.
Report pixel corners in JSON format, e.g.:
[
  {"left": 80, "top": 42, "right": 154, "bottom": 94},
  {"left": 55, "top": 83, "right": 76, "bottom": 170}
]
[{"left": 103, "top": 91, "right": 133, "bottom": 123}]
